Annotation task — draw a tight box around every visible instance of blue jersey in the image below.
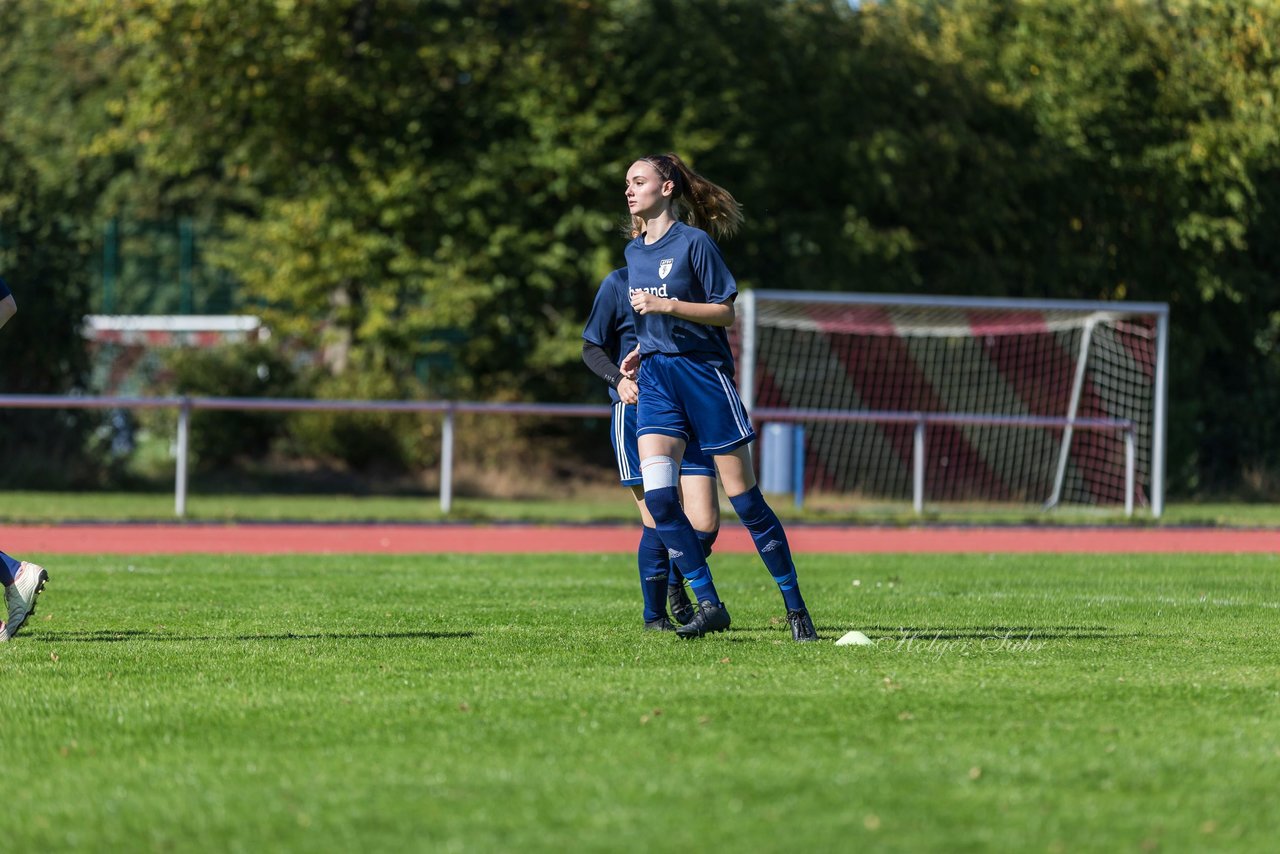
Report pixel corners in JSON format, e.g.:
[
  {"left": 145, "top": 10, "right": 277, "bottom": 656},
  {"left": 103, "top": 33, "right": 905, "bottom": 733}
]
[
  {"left": 624, "top": 222, "right": 738, "bottom": 375},
  {"left": 581, "top": 268, "right": 635, "bottom": 405},
  {"left": 0, "top": 276, "right": 10, "bottom": 299}
]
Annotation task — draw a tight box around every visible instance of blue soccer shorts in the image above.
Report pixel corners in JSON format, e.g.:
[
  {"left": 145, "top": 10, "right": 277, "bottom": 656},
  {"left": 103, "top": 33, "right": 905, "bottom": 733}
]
[
  {"left": 612, "top": 400, "right": 716, "bottom": 486},
  {"left": 636, "top": 352, "right": 756, "bottom": 455}
]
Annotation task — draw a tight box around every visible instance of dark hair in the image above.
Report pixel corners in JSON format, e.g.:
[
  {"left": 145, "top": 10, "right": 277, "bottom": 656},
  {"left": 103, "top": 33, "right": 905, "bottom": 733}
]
[{"left": 633, "top": 153, "right": 744, "bottom": 240}]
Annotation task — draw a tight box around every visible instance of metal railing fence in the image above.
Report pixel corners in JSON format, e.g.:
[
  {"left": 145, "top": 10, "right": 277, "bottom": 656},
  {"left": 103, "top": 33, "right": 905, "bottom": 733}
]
[
  {"left": 0, "top": 394, "right": 1136, "bottom": 517},
  {"left": 752, "top": 407, "right": 1137, "bottom": 516}
]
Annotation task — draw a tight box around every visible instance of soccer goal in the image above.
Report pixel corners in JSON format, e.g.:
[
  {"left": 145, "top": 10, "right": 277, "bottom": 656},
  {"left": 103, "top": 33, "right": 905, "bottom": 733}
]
[
  {"left": 735, "top": 291, "right": 1169, "bottom": 517},
  {"left": 82, "top": 314, "right": 267, "bottom": 395}
]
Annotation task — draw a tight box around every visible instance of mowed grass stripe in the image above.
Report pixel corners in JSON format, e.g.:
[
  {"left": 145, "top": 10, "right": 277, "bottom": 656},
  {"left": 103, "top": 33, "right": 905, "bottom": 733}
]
[{"left": 2, "top": 553, "right": 1277, "bottom": 852}]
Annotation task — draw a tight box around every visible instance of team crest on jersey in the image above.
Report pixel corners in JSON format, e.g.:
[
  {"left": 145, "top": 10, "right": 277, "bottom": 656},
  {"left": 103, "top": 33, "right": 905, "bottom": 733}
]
[{"left": 658, "top": 258, "right": 674, "bottom": 279}]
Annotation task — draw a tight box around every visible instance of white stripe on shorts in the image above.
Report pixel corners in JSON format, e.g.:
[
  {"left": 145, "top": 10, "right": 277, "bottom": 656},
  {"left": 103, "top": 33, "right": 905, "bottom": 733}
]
[
  {"left": 613, "top": 401, "right": 631, "bottom": 480},
  {"left": 714, "top": 368, "right": 751, "bottom": 440}
]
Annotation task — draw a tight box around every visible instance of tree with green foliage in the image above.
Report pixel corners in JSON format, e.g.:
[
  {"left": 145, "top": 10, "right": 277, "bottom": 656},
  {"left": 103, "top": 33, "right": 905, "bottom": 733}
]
[
  {"left": 861, "top": 0, "right": 1280, "bottom": 492},
  {"left": 0, "top": 1, "right": 107, "bottom": 485},
  {"left": 5, "top": 0, "right": 1280, "bottom": 494}
]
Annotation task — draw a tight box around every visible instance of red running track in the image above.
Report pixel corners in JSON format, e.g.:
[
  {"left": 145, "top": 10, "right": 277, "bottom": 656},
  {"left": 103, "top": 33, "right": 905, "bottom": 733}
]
[{"left": 1, "top": 523, "right": 1277, "bottom": 554}]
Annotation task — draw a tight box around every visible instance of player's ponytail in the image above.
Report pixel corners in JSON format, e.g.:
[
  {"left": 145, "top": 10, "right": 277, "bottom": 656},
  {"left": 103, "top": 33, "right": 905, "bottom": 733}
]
[{"left": 641, "top": 153, "right": 744, "bottom": 240}]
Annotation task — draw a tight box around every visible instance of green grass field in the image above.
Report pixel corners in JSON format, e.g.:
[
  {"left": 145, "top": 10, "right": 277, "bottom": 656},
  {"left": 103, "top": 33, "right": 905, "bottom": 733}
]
[{"left": 3, "top": 550, "right": 1277, "bottom": 852}]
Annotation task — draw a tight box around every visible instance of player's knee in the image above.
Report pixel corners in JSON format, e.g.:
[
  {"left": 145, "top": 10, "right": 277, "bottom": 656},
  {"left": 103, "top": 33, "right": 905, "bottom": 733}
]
[
  {"left": 684, "top": 495, "right": 719, "bottom": 533},
  {"left": 640, "top": 456, "right": 681, "bottom": 524}
]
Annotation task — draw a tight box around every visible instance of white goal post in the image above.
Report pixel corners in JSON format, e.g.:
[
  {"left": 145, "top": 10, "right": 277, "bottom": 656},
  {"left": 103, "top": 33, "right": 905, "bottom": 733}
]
[{"left": 734, "top": 291, "right": 1169, "bottom": 517}]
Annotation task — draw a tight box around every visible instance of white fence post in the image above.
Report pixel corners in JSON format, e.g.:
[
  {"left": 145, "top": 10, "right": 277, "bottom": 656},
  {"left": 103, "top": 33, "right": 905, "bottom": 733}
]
[
  {"left": 912, "top": 418, "right": 925, "bottom": 515},
  {"left": 1124, "top": 426, "right": 1136, "bottom": 518},
  {"left": 440, "top": 406, "right": 455, "bottom": 515},
  {"left": 175, "top": 397, "right": 191, "bottom": 518}
]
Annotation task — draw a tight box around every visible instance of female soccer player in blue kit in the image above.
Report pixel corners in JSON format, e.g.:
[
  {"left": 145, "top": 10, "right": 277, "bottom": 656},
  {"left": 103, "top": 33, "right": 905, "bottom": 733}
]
[
  {"left": 582, "top": 267, "right": 720, "bottom": 631},
  {"left": 0, "top": 276, "right": 50, "bottom": 642},
  {"left": 620, "top": 154, "right": 818, "bottom": 642}
]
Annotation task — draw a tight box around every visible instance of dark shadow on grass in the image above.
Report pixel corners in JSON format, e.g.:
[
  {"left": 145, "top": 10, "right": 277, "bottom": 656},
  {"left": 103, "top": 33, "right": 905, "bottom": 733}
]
[
  {"left": 28, "top": 629, "right": 152, "bottom": 642},
  {"left": 859, "top": 625, "right": 1128, "bottom": 641},
  {"left": 867, "top": 625, "right": 1113, "bottom": 633},
  {"left": 33, "top": 630, "right": 476, "bottom": 642},
  {"left": 698, "top": 624, "right": 1133, "bottom": 642},
  {"left": 235, "top": 631, "right": 476, "bottom": 641}
]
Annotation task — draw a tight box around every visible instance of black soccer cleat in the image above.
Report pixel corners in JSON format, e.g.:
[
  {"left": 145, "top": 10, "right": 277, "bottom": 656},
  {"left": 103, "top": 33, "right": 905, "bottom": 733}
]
[
  {"left": 667, "top": 582, "right": 696, "bottom": 626},
  {"left": 786, "top": 608, "right": 819, "bottom": 642},
  {"left": 644, "top": 616, "right": 677, "bottom": 632},
  {"left": 675, "top": 600, "right": 730, "bottom": 639}
]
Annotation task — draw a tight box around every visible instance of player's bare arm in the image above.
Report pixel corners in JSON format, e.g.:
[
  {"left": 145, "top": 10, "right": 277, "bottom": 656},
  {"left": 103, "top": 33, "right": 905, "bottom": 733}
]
[
  {"left": 628, "top": 291, "right": 734, "bottom": 327},
  {"left": 620, "top": 345, "right": 642, "bottom": 378}
]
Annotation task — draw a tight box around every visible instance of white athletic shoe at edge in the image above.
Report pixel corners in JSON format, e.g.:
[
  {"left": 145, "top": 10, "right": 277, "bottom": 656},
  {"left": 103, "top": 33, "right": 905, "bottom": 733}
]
[{"left": 4, "top": 561, "right": 49, "bottom": 640}]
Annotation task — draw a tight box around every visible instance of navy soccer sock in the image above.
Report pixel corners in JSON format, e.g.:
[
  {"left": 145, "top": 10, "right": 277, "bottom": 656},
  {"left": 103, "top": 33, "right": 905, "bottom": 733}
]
[
  {"left": 729, "top": 486, "right": 806, "bottom": 612},
  {"left": 697, "top": 528, "right": 719, "bottom": 558},
  {"left": 645, "top": 486, "right": 721, "bottom": 606},
  {"left": 0, "top": 550, "right": 18, "bottom": 587},
  {"left": 668, "top": 528, "right": 718, "bottom": 586},
  {"left": 637, "top": 527, "right": 670, "bottom": 623}
]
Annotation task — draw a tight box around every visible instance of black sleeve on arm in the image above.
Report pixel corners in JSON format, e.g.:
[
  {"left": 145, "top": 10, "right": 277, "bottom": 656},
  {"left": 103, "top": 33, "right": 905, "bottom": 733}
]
[{"left": 582, "top": 341, "right": 622, "bottom": 389}]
